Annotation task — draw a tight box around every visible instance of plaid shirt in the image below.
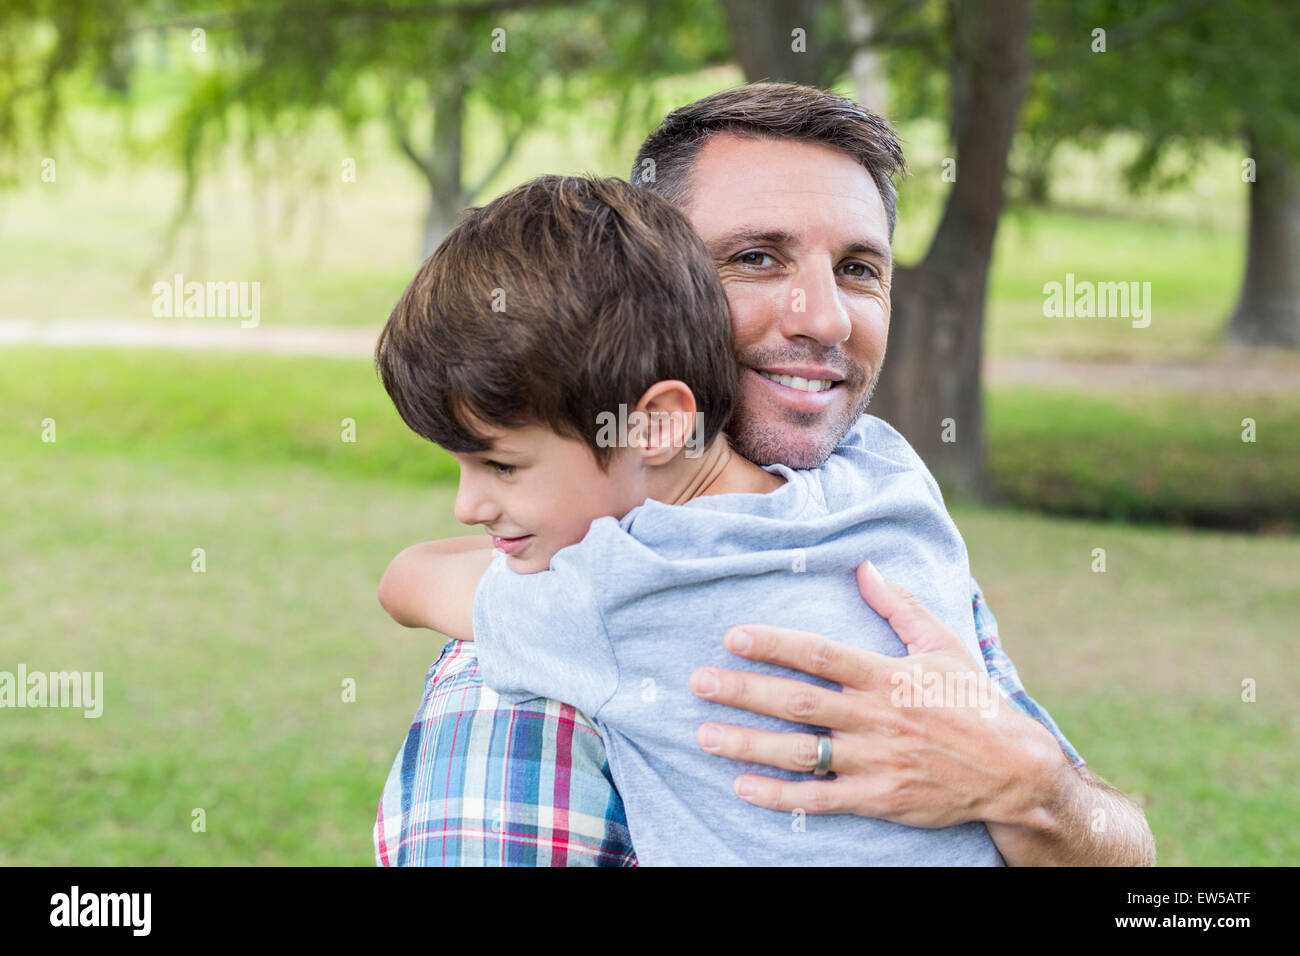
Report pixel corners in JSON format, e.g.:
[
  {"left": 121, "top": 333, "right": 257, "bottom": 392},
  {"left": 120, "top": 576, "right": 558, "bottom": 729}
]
[{"left": 373, "top": 576, "right": 1085, "bottom": 866}]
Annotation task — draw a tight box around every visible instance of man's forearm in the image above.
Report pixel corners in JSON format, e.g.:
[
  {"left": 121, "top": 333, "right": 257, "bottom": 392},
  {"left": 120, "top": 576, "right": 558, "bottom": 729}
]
[{"left": 986, "top": 757, "right": 1156, "bottom": 866}]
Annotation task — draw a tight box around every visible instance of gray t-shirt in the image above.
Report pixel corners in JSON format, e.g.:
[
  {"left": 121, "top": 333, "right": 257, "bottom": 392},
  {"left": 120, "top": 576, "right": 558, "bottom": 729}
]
[{"left": 473, "top": 413, "right": 1005, "bottom": 866}]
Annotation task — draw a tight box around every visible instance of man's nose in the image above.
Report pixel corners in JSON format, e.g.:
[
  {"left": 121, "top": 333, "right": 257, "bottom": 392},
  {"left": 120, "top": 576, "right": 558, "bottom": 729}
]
[
  {"left": 782, "top": 264, "right": 851, "bottom": 347},
  {"left": 454, "top": 472, "right": 499, "bottom": 527}
]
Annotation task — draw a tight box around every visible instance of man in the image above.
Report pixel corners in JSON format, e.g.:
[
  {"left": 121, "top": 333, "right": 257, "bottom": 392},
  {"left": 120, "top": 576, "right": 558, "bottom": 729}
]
[{"left": 373, "top": 82, "right": 1155, "bottom": 866}]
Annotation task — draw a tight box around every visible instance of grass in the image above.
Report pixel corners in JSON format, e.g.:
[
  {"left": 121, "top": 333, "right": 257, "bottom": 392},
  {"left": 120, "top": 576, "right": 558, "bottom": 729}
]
[
  {"left": 6, "top": 346, "right": 1296, "bottom": 528},
  {"left": 0, "top": 447, "right": 438, "bottom": 865},
  {"left": 1, "top": 347, "right": 1296, "bottom": 864},
  {"left": 955, "top": 503, "right": 1300, "bottom": 865},
  {"left": 2, "top": 79, "right": 1295, "bottom": 864},
  {"left": 0, "top": 68, "right": 732, "bottom": 329},
  {"left": 986, "top": 387, "right": 1300, "bottom": 530},
  {"left": 0, "top": 345, "right": 457, "bottom": 486},
  {"left": 983, "top": 209, "right": 1244, "bottom": 360}
]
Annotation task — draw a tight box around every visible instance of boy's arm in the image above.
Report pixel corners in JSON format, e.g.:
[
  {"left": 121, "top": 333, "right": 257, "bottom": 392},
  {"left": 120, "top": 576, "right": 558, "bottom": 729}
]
[{"left": 377, "top": 537, "right": 496, "bottom": 641}]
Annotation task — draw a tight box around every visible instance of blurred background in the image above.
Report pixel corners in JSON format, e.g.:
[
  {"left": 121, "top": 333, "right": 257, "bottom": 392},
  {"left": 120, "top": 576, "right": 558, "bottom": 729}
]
[{"left": 0, "top": 0, "right": 1296, "bottom": 865}]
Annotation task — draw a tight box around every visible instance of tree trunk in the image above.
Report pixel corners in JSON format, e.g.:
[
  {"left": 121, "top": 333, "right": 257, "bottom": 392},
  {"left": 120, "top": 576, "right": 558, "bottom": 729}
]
[
  {"left": 868, "top": 0, "right": 1032, "bottom": 500},
  {"left": 842, "top": 0, "right": 887, "bottom": 112},
  {"left": 421, "top": 77, "right": 469, "bottom": 261},
  {"left": 719, "top": 0, "right": 828, "bottom": 86},
  {"left": 1226, "top": 131, "right": 1300, "bottom": 349}
]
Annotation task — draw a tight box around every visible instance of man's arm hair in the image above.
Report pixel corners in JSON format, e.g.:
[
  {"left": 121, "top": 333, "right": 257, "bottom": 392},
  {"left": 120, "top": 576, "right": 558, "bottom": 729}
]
[
  {"left": 989, "top": 758, "right": 1156, "bottom": 866},
  {"left": 377, "top": 537, "right": 495, "bottom": 640},
  {"left": 969, "top": 578, "right": 1153, "bottom": 864}
]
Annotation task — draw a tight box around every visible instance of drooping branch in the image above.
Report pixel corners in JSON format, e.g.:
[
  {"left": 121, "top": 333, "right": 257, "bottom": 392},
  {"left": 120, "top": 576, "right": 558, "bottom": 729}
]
[
  {"left": 131, "top": 0, "right": 581, "bottom": 33},
  {"left": 466, "top": 119, "right": 523, "bottom": 198},
  {"left": 386, "top": 94, "right": 436, "bottom": 185}
]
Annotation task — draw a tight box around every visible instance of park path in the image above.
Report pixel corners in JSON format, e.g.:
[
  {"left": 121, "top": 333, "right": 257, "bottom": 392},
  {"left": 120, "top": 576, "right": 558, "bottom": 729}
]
[
  {"left": 3, "top": 317, "right": 1298, "bottom": 391},
  {"left": 0, "top": 317, "right": 376, "bottom": 358},
  {"left": 985, "top": 355, "right": 1300, "bottom": 392}
]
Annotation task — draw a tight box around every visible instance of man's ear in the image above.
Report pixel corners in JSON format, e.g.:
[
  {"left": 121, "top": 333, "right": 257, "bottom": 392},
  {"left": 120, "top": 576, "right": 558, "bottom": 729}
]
[{"left": 629, "top": 380, "right": 699, "bottom": 466}]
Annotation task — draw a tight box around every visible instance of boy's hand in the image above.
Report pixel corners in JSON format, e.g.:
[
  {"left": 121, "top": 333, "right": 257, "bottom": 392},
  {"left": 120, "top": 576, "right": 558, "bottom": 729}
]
[{"left": 377, "top": 536, "right": 496, "bottom": 640}]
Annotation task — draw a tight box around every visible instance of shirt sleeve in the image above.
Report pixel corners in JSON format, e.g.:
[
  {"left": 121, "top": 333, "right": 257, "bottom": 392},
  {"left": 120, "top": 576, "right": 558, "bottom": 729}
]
[
  {"left": 971, "top": 575, "right": 1086, "bottom": 768},
  {"left": 472, "top": 542, "right": 620, "bottom": 720},
  {"left": 373, "top": 639, "right": 637, "bottom": 867}
]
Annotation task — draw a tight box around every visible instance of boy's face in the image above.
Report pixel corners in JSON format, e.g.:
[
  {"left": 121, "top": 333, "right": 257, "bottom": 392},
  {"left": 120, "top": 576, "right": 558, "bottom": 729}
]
[
  {"left": 451, "top": 421, "right": 645, "bottom": 574},
  {"left": 683, "top": 133, "right": 893, "bottom": 469}
]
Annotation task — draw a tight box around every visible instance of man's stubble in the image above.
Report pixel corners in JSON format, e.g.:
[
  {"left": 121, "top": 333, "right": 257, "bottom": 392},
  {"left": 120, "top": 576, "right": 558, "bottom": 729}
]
[{"left": 724, "top": 346, "right": 886, "bottom": 470}]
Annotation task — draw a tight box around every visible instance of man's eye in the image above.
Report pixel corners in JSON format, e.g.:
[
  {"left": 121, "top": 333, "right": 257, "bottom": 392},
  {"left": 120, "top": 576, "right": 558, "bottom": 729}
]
[
  {"left": 839, "top": 261, "right": 880, "bottom": 279},
  {"left": 735, "top": 250, "right": 774, "bottom": 267}
]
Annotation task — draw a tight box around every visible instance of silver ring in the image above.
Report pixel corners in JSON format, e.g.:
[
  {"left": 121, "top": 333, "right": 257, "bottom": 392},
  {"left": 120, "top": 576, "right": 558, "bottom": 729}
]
[{"left": 812, "top": 733, "right": 832, "bottom": 776}]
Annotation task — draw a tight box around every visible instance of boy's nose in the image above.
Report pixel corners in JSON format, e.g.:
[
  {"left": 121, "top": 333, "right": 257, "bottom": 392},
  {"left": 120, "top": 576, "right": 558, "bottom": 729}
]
[{"left": 454, "top": 475, "right": 499, "bottom": 527}]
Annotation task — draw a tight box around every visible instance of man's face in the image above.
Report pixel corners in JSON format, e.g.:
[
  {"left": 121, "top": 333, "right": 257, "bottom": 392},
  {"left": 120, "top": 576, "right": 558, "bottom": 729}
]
[{"left": 683, "top": 133, "right": 892, "bottom": 468}]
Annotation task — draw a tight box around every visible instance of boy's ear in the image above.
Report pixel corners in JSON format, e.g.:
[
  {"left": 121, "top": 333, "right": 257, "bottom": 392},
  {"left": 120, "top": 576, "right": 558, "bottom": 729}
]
[{"left": 630, "top": 380, "right": 698, "bottom": 466}]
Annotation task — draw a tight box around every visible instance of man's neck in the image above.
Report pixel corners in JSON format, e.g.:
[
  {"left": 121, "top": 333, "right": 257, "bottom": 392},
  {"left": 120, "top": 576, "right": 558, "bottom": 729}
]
[{"left": 653, "top": 436, "right": 786, "bottom": 507}]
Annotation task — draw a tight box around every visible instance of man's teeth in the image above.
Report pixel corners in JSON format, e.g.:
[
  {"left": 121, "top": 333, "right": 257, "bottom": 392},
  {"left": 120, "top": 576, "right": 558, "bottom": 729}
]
[{"left": 756, "top": 370, "right": 836, "bottom": 393}]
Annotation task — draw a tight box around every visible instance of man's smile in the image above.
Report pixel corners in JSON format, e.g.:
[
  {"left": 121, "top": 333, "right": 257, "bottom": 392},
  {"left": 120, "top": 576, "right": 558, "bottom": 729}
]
[
  {"left": 753, "top": 365, "right": 842, "bottom": 393},
  {"left": 745, "top": 365, "right": 845, "bottom": 413}
]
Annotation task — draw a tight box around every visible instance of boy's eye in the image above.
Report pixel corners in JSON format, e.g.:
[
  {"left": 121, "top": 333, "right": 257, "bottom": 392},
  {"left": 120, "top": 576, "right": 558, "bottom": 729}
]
[{"left": 486, "top": 461, "right": 516, "bottom": 477}]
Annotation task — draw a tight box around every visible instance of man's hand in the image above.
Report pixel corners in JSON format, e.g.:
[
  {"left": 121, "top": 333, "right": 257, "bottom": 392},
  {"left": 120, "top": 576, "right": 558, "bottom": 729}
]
[{"left": 689, "top": 561, "right": 1155, "bottom": 865}]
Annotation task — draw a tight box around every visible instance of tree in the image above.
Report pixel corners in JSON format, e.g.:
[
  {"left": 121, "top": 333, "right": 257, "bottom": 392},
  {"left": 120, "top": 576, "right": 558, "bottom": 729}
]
[
  {"left": 0, "top": 0, "right": 133, "bottom": 188},
  {"left": 719, "top": 0, "right": 825, "bottom": 86},
  {"left": 1, "top": 0, "right": 730, "bottom": 260},
  {"left": 1027, "top": 0, "right": 1300, "bottom": 348},
  {"left": 716, "top": 0, "right": 1300, "bottom": 497},
  {"left": 868, "top": 0, "right": 1032, "bottom": 499},
  {"left": 1230, "top": 129, "right": 1300, "bottom": 348},
  {"left": 717, "top": 0, "right": 1030, "bottom": 498}
]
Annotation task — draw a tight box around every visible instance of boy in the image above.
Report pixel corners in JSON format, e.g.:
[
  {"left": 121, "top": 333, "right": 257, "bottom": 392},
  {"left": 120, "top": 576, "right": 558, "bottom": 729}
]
[{"left": 373, "top": 173, "right": 1002, "bottom": 865}]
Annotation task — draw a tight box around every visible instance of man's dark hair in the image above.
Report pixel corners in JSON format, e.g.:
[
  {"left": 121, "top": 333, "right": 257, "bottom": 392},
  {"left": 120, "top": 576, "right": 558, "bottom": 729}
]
[
  {"left": 375, "top": 174, "right": 737, "bottom": 470},
  {"left": 631, "top": 81, "right": 907, "bottom": 238}
]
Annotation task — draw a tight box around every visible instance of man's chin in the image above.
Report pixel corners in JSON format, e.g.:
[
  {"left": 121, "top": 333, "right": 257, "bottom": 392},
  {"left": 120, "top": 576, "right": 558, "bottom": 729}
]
[
  {"left": 726, "top": 382, "right": 870, "bottom": 468},
  {"left": 726, "top": 413, "right": 844, "bottom": 469}
]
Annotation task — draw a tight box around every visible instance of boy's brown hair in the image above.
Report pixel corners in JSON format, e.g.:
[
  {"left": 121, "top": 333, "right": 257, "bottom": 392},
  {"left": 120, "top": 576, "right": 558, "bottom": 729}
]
[{"left": 375, "top": 174, "right": 736, "bottom": 469}]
